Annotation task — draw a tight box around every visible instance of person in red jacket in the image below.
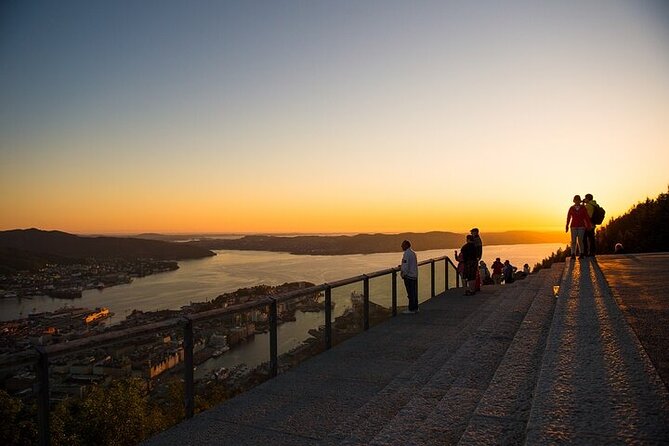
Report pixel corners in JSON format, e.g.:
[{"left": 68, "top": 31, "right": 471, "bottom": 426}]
[{"left": 566, "top": 194, "right": 592, "bottom": 259}]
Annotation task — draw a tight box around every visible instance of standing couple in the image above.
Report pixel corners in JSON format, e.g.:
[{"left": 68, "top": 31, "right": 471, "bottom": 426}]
[{"left": 566, "top": 194, "right": 600, "bottom": 258}]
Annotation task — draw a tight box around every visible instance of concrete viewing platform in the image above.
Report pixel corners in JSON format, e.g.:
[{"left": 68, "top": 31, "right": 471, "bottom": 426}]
[{"left": 143, "top": 253, "right": 669, "bottom": 445}]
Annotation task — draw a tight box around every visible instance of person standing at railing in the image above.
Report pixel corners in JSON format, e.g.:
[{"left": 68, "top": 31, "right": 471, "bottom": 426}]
[
  {"left": 400, "top": 240, "right": 419, "bottom": 314},
  {"left": 458, "top": 235, "right": 478, "bottom": 296},
  {"left": 471, "top": 228, "right": 483, "bottom": 291}
]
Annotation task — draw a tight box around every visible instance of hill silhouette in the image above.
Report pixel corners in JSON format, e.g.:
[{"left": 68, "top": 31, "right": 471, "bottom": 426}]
[
  {"left": 185, "top": 230, "right": 566, "bottom": 255},
  {"left": 0, "top": 229, "right": 216, "bottom": 263},
  {"left": 596, "top": 188, "right": 669, "bottom": 253}
]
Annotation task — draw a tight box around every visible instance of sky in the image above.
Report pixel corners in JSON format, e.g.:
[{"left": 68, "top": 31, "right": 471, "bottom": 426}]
[{"left": 1, "top": 0, "right": 668, "bottom": 235}]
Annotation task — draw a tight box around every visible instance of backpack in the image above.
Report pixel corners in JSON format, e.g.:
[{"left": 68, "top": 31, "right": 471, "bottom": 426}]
[{"left": 591, "top": 204, "right": 606, "bottom": 225}]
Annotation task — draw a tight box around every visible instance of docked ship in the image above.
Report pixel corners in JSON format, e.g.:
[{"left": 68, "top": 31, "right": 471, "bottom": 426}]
[{"left": 84, "top": 307, "right": 111, "bottom": 324}]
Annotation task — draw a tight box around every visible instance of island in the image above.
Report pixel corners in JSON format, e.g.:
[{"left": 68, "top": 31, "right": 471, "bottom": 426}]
[
  {"left": 184, "top": 230, "right": 566, "bottom": 255},
  {"left": 0, "top": 228, "right": 216, "bottom": 298}
]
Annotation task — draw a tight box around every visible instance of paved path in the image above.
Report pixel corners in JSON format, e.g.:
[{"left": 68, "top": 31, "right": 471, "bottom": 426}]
[
  {"left": 142, "top": 255, "right": 669, "bottom": 445},
  {"left": 597, "top": 253, "right": 669, "bottom": 389},
  {"left": 526, "top": 256, "right": 669, "bottom": 444}
]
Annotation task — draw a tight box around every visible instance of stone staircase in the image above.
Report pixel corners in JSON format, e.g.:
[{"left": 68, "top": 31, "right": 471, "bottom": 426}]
[
  {"left": 457, "top": 267, "right": 560, "bottom": 445},
  {"left": 142, "top": 260, "right": 669, "bottom": 445},
  {"left": 331, "top": 266, "right": 561, "bottom": 446}
]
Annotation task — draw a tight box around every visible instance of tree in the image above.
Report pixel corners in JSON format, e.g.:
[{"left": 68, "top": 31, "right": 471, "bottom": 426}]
[
  {"left": 0, "top": 389, "right": 37, "bottom": 446},
  {"left": 596, "top": 189, "right": 669, "bottom": 253},
  {"left": 50, "top": 378, "right": 161, "bottom": 446}
]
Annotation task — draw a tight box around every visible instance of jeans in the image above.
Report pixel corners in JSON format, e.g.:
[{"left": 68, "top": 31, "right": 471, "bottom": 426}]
[
  {"left": 584, "top": 228, "right": 596, "bottom": 255},
  {"left": 403, "top": 277, "right": 418, "bottom": 311},
  {"left": 570, "top": 227, "right": 586, "bottom": 256}
]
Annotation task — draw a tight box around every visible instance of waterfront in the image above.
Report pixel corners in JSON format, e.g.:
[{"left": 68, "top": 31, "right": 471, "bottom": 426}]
[
  {"left": 0, "top": 243, "right": 564, "bottom": 323},
  {"left": 0, "top": 242, "right": 566, "bottom": 428}
]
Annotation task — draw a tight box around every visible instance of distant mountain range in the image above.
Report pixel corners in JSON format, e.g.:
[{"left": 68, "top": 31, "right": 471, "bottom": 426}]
[
  {"left": 184, "top": 231, "right": 567, "bottom": 255},
  {"left": 0, "top": 229, "right": 216, "bottom": 272},
  {"left": 0, "top": 229, "right": 566, "bottom": 273}
]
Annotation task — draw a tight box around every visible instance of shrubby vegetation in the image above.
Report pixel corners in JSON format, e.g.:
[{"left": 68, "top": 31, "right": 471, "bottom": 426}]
[
  {"left": 1, "top": 379, "right": 169, "bottom": 446},
  {"left": 1, "top": 370, "right": 271, "bottom": 446},
  {"left": 596, "top": 188, "right": 669, "bottom": 254},
  {"left": 532, "top": 245, "right": 569, "bottom": 273},
  {"left": 50, "top": 378, "right": 164, "bottom": 446},
  {"left": 0, "top": 389, "right": 37, "bottom": 446}
]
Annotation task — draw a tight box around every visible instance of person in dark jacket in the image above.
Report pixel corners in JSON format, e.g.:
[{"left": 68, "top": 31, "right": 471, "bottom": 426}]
[
  {"left": 491, "top": 257, "right": 504, "bottom": 285},
  {"left": 400, "top": 240, "right": 418, "bottom": 313},
  {"left": 471, "top": 228, "right": 483, "bottom": 291},
  {"left": 503, "top": 260, "right": 517, "bottom": 284},
  {"left": 457, "top": 235, "right": 478, "bottom": 295}
]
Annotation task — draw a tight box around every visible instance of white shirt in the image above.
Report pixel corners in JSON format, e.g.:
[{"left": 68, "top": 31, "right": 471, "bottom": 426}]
[{"left": 401, "top": 248, "right": 418, "bottom": 279}]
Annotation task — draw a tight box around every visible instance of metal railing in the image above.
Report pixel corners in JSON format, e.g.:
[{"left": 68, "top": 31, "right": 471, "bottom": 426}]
[{"left": 1, "top": 254, "right": 460, "bottom": 446}]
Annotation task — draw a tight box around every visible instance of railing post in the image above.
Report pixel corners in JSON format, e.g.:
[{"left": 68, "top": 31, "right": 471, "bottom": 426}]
[
  {"left": 445, "top": 258, "right": 449, "bottom": 290},
  {"left": 269, "top": 298, "right": 278, "bottom": 377},
  {"left": 363, "top": 276, "right": 370, "bottom": 330},
  {"left": 391, "top": 271, "right": 397, "bottom": 316},
  {"left": 430, "top": 260, "right": 435, "bottom": 298},
  {"left": 324, "top": 286, "right": 332, "bottom": 349},
  {"left": 181, "top": 317, "right": 194, "bottom": 419},
  {"left": 35, "top": 346, "right": 50, "bottom": 446}
]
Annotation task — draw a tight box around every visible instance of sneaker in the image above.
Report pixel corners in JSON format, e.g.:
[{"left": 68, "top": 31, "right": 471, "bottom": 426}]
[{"left": 401, "top": 309, "right": 416, "bottom": 314}]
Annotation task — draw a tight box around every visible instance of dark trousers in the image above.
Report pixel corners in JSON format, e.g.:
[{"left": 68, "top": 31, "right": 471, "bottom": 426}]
[
  {"left": 403, "top": 277, "right": 418, "bottom": 311},
  {"left": 584, "top": 228, "right": 596, "bottom": 255}
]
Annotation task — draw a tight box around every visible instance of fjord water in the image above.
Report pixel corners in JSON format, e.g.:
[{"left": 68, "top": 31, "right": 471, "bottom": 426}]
[{"left": 0, "top": 243, "right": 563, "bottom": 322}]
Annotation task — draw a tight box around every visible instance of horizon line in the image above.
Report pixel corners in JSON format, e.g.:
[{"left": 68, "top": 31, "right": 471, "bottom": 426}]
[{"left": 3, "top": 227, "right": 567, "bottom": 237}]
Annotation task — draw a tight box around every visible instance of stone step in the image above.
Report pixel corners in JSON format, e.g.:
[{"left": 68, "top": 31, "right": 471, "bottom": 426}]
[
  {"left": 457, "top": 264, "right": 562, "bottom": 445},
  {"left": 333, "top": 273, "right": 548, "bottom": 445},
  {"left": 365, "top": 274, "right": 550, "bottom": 445},
  {"left": 327, "top": 287, "right": 505, "bottom": 445}
]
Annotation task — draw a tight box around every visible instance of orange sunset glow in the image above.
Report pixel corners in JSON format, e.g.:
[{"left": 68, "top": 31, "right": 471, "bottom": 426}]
[{"left": 1, "top": 1, "right": 668, "bottom": 235}]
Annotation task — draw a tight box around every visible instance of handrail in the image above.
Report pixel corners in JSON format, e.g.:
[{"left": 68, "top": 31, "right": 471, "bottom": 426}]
[
  {"left": 364, "top": 266, "right": 400, "bottom": 279},
  {"left": 46, "top": 317, "right": 180, "bottom": 357},
  {"left": 418, "top": 255, "right": 448, "bottom": 266},
  {"left": 1, "top": 253, "right": 461, "bottom": 446},
  {"left": 186, "top": 297, "right": 275, "bottom": 322},
  {"left": 272, "top": 284, "right": 328, "bottom": 304},
  {"left": 324, "top": 274, "right": 367, "bottom": 288}
]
